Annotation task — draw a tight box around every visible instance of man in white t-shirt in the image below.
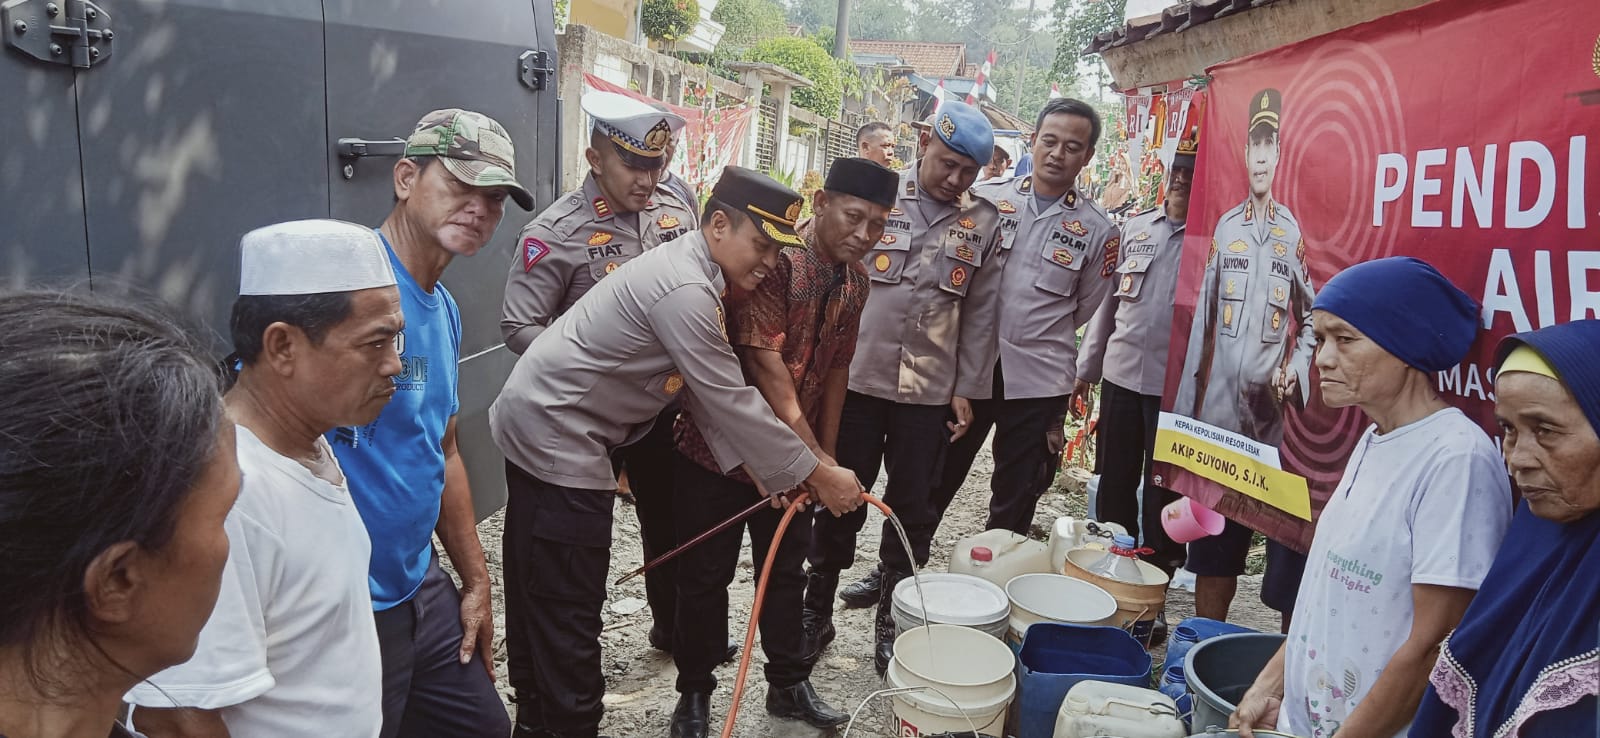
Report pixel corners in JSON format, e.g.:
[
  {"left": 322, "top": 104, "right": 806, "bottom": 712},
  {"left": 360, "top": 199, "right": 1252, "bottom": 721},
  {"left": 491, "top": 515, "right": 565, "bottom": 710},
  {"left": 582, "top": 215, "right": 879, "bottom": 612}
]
[
  {"left": 1233, "top": 258, "right": 1513, "bottom": 738},
  {"left": 129, "top": 220, "right": 405, "bottom": 737}
]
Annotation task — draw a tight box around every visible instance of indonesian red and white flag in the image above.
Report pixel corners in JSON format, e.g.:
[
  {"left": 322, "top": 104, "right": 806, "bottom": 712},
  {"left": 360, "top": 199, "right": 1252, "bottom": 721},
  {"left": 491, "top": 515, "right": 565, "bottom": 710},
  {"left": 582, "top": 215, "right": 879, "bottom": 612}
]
[
  {"left": 966, "top": 50, "right": 995, "bottom": 104},
  {"left": 935, "top": 78, "right": 948, "bottom": 113},
  {"left": 1049, "top": 83, "right": 1062, "bottom": 99}
]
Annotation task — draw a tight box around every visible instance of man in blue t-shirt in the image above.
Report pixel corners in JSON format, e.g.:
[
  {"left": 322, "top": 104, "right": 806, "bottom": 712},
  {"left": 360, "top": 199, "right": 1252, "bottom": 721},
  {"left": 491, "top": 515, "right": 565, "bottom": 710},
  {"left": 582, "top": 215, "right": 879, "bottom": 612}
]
[{"left": 328, "top": 108, "right": 534, "bottom": 738}]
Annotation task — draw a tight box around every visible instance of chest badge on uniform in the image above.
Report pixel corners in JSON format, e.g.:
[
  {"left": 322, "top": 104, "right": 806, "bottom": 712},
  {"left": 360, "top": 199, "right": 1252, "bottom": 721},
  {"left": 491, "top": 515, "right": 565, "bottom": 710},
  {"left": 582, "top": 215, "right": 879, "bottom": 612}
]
[
  {"left": 997, "top": 200, "right": 1016, "bottom": 214},
  {"left": 958, "top": 216, "right": 977, "bottom": 230},
  {"left": 664, "top": 373, "right": 685, "bottom": 395},
  {"left": 1270, "top": 225, "right": 1287, "bottom": 238},
  {"left": 1225, "top": 279, "right": 1237, "bottom": 296},
  {"left": 1062, "top": 220, "right": 1088, "bottom": 236},
  {"left": 1134, "top": 231, "right": 1151, "bottom": 241},
  {"left": 605, "top": 261, "right": 620, "bottom": 274},
  {"left": 658, "top": 214, "right": 680, "bottom": 229},
  {"left": 522, "top": 237, "right": 551, "bottom": 272},
  {"left": 1224, "top": 304, "right": 1235, "bottom": 327},
  {"left": 1051, "top": 248, "right": 1075, "bottom": 266},
  {"left": 880, "top": 234, "right": 897, "bottom": 245},
  {"left": 873, "top": 253, "right": 892, "bottom": 272},
  {"left": 949, "top": 265, "right": 968, "bottom": 287},
  {"left": 1273, "top": 242, "right": 1287, "bottom": 257},
  {"left": 1272, "top": 310, "right": 1283, "bottom": 331},
  {"left": 1228, "top": 240, "right": 1249, "bottom": 253},
  {"left": 1273, "top": 285, "right": 1286, "bottom": 302},
  {"left": 1123, "top": 257, "right": 1140, "bottom": 270},
  {"left": 593, "top": 197, "right": 612, "bottom": 219},
  {"left": 588, "top": 231, "right": 614, "bottom": 247},
  {"left": 955, "top": 243, "right": 975, "bottom": 262},
  {"left": 890, "top": 207, "right": 905, "bottom": 216},
  {"left": 1120, "top": 274, "right": 1134, "bottom": 293}
]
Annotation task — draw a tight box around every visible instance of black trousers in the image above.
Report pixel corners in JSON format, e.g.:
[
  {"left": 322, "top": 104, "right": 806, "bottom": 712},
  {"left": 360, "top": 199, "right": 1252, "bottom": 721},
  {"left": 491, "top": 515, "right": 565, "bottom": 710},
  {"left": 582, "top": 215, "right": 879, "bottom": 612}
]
[
  {"left": 809, "top": 391, "right": 950, "bottom": 576},
  {"left": 503, "top": 461, "right": 613, "bottom": 738},
  {"left": 614, "top": 408, "right": 679, "bottom": 635},
  {"left": 671, "top": 455, "right": 810, "bottom": 694},
  {"left": 373, "top": 554, "right": 511, "bottom": 738},
  {"left": 933, "top": 365, "right": 1070, "bottom": 536},
  {"left": 1094, "top": 380, "right": 1185, "bottom": 572}
]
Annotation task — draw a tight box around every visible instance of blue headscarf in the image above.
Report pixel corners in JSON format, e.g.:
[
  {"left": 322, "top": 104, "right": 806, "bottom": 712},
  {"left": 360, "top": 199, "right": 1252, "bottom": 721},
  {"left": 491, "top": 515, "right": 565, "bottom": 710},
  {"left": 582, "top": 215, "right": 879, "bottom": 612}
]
[
  {"left": 1410, "top": 321, "right": 1600, "bottom": 738},
  {"left": 1312, "top": 256, "right": 1479, "bottom": 372}
]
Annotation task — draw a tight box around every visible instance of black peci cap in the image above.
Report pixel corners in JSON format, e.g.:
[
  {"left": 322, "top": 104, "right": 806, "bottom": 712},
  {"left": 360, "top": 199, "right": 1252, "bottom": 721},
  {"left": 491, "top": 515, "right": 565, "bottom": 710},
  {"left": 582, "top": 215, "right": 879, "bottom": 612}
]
[
  {"left": 824, "top": 157, "right": 899, "bottom": 209},
  {"left": 710, "top": 166, "right": 804, "bottom": 246}
]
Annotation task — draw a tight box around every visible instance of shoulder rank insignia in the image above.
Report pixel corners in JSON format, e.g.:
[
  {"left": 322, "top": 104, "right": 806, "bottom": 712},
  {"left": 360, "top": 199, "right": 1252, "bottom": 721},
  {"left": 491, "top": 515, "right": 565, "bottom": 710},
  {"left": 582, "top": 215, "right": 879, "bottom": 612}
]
[
  {"left": 588, "top": 231, "right": 614, "bottom": 247},
  {"left": 1227, "top": 240, "right": 1249, "bottom": 253},
  {"left": 1296, "top": 237, "right": 1307, "bottom": 261},
  {"left": 1051, "top": 248, "right": 1075, "bottom": 266},
  {"left": 1018, "top": 176, "right": 1033, "bottom": 193},
  {"left": 1062, "top": 220, "right": 1088, "bottom": 236},
  {"left": 522, "top": 237, "right": 550, "bottom": 272},
  {"left": 958, "top": 216, "right": 977, "bottom": 230},
  {"left": 1270, "top": 225, "right": 1287, "bottom": 238},
  {"left": 997, "top": 200, "right": 1017, "bottom": 214},
  {"left": 658, "top": 214, "right": 680, "bottom": 229},
  {"left": 1243, "top": 201, "right": 1254, "bottom": 221},
  {"left": 1065, "top": 191, "right": 1078, "bottom": 208},
  {"left": 873, "top": 253, "right": 892, "bottom": 272},
  {"left": 880, "top": 234, "right": 897, "bottom": 245},
  {"left": 1207, "top": 239, "right": 1218, "bottom": 266},
  {"left": 949, "top": 265, "right": 968, "bottom": 287},
  {"left": 593, "top": 197, "right": 612, "bottom": 219},
  {"left": 905, "top": 180, "right": 917, "bottom": 197},
  {"left": 1134, "top": 231, "right": 1151, "bottom": 241},
  {"left": 1273, "top": 242, "right": 1287, "bottom": 257}
]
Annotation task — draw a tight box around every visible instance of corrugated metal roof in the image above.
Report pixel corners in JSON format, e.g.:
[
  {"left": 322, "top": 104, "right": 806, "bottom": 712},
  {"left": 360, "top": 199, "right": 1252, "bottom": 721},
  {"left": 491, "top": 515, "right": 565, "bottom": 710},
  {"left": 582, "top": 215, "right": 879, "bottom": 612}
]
[{"left": 1085, "top": 0, "right": 1287, "bottom": 55}]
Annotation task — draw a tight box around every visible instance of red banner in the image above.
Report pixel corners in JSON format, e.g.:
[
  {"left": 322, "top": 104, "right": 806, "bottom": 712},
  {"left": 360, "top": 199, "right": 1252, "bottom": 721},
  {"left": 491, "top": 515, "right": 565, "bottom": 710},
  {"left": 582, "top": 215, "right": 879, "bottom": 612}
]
[
  {"left": 582, "top": 74, "right": 755, "bottom": 202},
  {"left": 1156, "top": 0, "right": 1600, "bottom": 550}
]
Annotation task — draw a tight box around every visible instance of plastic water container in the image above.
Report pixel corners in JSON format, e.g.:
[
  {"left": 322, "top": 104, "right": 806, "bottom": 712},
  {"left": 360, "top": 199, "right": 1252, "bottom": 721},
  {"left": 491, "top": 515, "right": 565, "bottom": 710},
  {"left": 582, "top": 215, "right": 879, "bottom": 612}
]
[
  {"left": 1046, "top": 517, "right": 1128, "bottom": 573},
  {"left": 886, "top": 624, "right": 1016, "bottom": 738},
  {"left": 1081, "top": 534, "right": 1145, "bottom": 583},
  {"left": 1003, "top": 574, "right": 1119, "bottom": 650},
  {"left": 1052, "top": 680, "right": 1186, "bottom": 738},
  {"left": 1159, "top": 665, "right": 1193, "bottom": 728},
  {"left": 1162, "top": 617, "right": 1256, "bottom": 673},
  {"left": 950, "top": 528, "right": 1052, "bottom": 589},
  {"left": 892, "top": 572, "right": 1011, "bottom": 641},
  {"left": 1015, "top": 624, "right": 1153, "bottom": 738},
  {"left": 1063, "top": 548, "right": 1170, "bottom": 647},
  {"left": 1184, "top": 633, "right": 1288, "bottom": 733}
]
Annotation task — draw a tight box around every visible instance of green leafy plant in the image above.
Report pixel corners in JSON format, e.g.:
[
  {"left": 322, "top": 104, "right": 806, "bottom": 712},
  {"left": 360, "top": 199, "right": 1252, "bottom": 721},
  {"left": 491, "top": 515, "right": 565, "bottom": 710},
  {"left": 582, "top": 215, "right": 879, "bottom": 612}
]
[
  {"left": 712, "top": 0, "right": 788, "bottom": 51},
  {"left": 744, "top": 36, "right": 844, "bottom": 117},
  {"left": 642, "top": 0, "right": 701, "bottom": 42}
]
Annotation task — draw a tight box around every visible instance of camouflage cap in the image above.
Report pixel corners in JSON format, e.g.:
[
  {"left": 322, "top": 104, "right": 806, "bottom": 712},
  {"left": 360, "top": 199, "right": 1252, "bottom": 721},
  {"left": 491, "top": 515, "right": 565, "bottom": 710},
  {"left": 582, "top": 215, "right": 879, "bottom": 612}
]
[{"left": 405, "top": 109, "right": 535, "bottom": 211}]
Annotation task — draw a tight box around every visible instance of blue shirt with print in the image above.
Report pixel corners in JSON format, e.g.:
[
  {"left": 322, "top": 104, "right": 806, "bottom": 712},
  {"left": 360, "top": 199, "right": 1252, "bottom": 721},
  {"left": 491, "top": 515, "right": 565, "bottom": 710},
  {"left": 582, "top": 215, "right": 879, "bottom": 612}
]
[{"left": 328, "top": 234, "right": 461, "bottom": 610}]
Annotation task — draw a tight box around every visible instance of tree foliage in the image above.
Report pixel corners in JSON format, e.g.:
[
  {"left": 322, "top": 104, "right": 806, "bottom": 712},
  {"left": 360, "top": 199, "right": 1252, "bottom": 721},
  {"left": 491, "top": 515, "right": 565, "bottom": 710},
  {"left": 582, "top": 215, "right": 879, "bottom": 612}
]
[
  {"left": 713, "top": 0, "right": 790, "bottom": 50},
  {"left": 785, "top": 0, "right": 913, "bottom": 41},
  {"left": 1049, "top": 0, "right": 1126, "bottom": 86},
  {"left": 642, "top": 0, "right": 701, "bottom": 41},
  {"left": 745, "top": 36, "right": 846, "bottom": 116}
]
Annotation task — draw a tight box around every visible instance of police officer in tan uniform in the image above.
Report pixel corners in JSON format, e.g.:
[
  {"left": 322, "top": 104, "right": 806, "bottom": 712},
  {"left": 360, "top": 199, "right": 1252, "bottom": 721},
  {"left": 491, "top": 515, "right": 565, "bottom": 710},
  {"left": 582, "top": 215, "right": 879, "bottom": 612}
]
[
  {"left": 491, "top": 167, "right": 864, "bottom": 738},
  {"left": 803, "top": 101, "right": 1006, "bottom": 676},
  {"left": 500, "top": 91, "right": 703, "bottom": 664},
  {"left": 1076, "top": 122, "right": 1200, "bottom": 578},
  {"left": 1173, "top": 87, "right": 1315, "bottom": 625},
  {"left": 934, "top": 98, "right": 1118, "bottom": 546}
]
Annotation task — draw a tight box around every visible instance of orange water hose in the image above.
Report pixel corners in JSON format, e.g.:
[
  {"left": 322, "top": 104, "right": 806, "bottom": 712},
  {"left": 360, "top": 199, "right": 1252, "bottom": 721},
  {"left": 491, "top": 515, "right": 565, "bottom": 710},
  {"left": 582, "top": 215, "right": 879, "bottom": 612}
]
[{"left": 718, "top": 492, "right": 894, "bottom": 738}]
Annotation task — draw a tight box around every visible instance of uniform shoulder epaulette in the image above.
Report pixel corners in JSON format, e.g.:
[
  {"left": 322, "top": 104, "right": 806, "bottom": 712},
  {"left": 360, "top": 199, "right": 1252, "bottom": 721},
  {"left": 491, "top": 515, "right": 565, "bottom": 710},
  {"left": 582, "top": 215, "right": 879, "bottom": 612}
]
[
  {"left": 1272, "top": 201, "right": 1300, "bottom": 228},
  {"left": 539, "top": 190, "right": 589, "bottom": 239},
  {"left": 1219, "top": 201, "right": 1250, "bottom": 223}
]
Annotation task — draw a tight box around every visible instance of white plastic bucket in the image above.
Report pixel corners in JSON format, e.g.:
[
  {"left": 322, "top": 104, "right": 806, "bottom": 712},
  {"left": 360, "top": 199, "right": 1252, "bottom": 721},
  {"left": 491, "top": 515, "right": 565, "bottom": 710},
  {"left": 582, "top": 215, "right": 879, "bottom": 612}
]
[
  {"left": 1004, "top": 573, "right": 1119, "bottom": 649},
  {"left": 892, "top": 573, "right": 1011, "bottom": 641},
  {"left": 887, "top": 624, "right": 1016, "bottom": 737}
]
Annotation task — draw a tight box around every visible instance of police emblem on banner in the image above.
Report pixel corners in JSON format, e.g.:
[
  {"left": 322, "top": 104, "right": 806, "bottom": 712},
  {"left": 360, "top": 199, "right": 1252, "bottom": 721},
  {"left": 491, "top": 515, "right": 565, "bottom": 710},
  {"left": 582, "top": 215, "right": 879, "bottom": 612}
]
[{"left": 1273, "top": 242, "right": 1287, "bottom": 257}]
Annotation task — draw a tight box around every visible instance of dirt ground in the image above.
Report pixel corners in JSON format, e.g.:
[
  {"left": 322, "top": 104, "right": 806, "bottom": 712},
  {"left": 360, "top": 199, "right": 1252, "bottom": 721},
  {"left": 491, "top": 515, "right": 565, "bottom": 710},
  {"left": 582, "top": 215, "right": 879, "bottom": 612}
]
[{"left": 466, "top": 435, "right": 1283, "bottom": 737}]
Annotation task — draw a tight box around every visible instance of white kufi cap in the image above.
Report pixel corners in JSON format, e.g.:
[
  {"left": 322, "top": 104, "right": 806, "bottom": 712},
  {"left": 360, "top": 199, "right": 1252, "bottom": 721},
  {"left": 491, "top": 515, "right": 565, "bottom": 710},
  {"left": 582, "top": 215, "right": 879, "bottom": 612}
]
[{"left": 239, "top": 219, "right": 397, "bottom": 296}]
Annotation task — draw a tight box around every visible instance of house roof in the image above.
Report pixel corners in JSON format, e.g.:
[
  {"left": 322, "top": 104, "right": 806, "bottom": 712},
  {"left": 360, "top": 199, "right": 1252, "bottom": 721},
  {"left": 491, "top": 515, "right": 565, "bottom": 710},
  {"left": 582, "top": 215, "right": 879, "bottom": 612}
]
[
  {"left": 1084, "top": 0, "right": 1287, "bottom": 55},
  {"left": 848, "top": 39, "right": 967, "bottom": 77}
]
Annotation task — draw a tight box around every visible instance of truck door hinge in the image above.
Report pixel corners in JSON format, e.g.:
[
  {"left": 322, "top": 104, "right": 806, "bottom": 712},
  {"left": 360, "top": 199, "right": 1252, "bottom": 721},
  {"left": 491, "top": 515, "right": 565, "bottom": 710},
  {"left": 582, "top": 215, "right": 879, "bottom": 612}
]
[
  {"left": 3, "top": 0, "right": 115, "bottom": 69},
  {"left": 518, "top": 50, "right": 554, "bottom": 91}
]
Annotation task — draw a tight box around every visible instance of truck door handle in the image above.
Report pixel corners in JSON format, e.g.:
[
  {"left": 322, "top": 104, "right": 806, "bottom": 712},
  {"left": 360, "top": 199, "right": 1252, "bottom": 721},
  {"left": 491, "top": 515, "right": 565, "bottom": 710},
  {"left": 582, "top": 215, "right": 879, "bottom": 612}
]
[{"left": 336, "top": 138, "right": 406, "bottom": 179}]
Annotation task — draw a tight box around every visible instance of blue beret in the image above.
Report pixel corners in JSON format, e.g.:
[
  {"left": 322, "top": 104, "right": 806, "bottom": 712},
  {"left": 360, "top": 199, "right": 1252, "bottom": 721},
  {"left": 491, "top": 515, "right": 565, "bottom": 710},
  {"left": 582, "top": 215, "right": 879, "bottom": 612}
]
[
  {"left": 931, "top": 102, "right": 994, "bottom": 166},
  {"left": 1312, "top": 256, "right": 1479, "bottom": 372},
  {"left": 1495, "top": 320, "right": 1600, "bottom": 437}
]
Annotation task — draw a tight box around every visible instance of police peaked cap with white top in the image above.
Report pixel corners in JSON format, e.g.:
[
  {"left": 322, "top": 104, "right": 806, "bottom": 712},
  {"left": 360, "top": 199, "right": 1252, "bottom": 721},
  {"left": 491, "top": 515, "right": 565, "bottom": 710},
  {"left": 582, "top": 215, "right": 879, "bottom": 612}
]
[
  {"left": 824, "top": 157, "right": 898, "bottom": 209},
  {"left": 710, "top": 166, "right": 804, "bottom": 246},
  {"left": 930, "top": 102, "right": 995, "bottom": 166},
  {"left": 582, "top": 91, "right": 687, "bottom": 170},
  {"left": 1312, "top": 256, "right": 1478, "bottom": 373}
]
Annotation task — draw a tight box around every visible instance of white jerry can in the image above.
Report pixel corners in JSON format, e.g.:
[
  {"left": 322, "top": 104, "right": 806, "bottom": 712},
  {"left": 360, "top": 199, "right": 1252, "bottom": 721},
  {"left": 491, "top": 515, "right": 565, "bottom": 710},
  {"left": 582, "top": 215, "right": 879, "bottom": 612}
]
[{"left": 1054, "top": 680, "right": 1187, "bottom": 738}]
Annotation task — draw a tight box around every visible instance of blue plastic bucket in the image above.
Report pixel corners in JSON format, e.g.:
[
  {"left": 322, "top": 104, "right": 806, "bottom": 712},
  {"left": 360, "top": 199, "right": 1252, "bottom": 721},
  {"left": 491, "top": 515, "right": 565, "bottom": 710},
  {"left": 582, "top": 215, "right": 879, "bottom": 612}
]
[{"left": 1012, "top": 623, "right": 1152, "bottom": 738}]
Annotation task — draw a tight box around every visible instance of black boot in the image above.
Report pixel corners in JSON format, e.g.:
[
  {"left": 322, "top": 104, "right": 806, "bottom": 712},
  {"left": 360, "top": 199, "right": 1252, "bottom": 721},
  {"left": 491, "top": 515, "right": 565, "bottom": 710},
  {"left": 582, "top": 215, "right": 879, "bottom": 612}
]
[
  {"left": 766, "top": 679, "right": 851, "bottom": 728},
  {"left": 801, "top": 570, "right": 838, "bottom": 664},
  {"left": 874, "top": 569, "right": 909, "bottom": 678},
  {"left": 838, "top": 564, "right": 883, "bottom": 609},
  {"left": 669, "top": 691, "right": 710, "bottom": 738}
]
